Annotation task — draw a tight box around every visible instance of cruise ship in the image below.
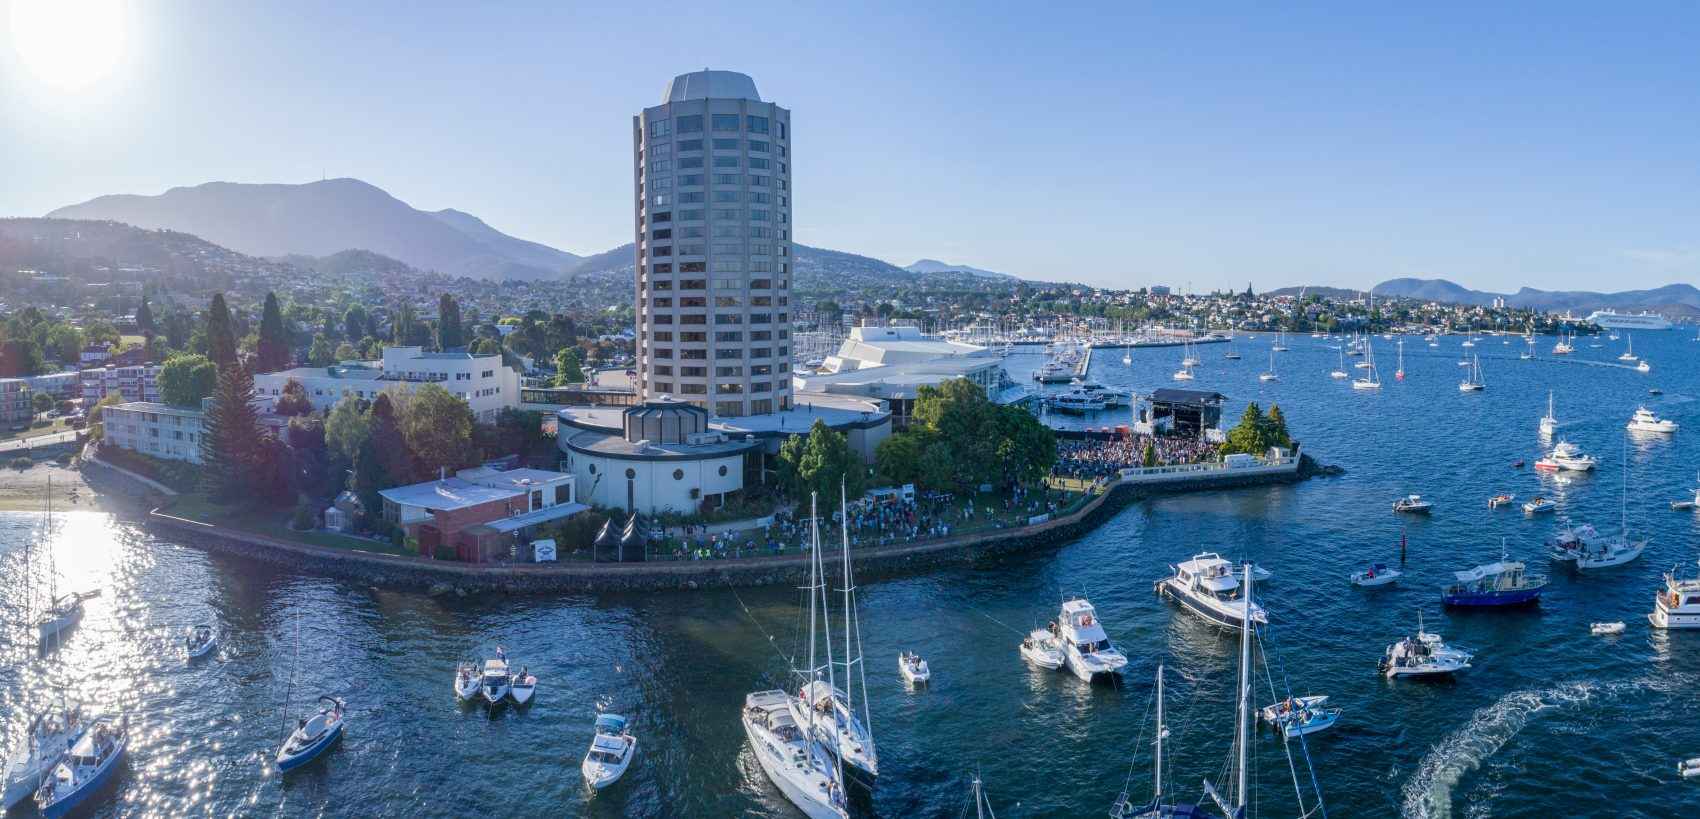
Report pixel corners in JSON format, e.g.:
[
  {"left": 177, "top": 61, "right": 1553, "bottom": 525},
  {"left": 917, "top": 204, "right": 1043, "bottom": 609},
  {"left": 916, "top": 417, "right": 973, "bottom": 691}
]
[{"left": 1585, "top": 310, "right": 1672, "bottom": 331}]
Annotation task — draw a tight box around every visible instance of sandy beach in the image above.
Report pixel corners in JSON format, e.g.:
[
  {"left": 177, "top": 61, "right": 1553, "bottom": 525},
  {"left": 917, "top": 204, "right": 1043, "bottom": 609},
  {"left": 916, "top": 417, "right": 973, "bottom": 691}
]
[{"left": 0, "top": 461, "right": 99, "bottom": 513}]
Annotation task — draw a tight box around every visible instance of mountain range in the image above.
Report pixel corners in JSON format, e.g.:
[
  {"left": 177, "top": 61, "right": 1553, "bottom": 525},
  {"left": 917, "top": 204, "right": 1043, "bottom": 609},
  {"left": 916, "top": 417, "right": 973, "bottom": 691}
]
[
  {"left": 1370, "top": 278, "right": 1700, "bottom": 319},
  {"left": 903, "top": 258, "right": 1014, "bottom": 280}
]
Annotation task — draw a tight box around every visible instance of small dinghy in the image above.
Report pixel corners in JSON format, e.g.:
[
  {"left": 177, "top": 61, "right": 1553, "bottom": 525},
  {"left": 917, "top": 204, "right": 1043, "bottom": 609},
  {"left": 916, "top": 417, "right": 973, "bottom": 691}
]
[
  {"left": 510, "top": 667, "right": 537, "bottom": 706},
  {"left": 453, "top": 662, "right": 480, "bottom": 701},
  {"left": 898, "top": 651, "right": 931, "bottom": 685},
  {"left": 1591, "top": 621, "right": 1626, "bottom": 636},
  {"left": 276, "top": 696, "right": 345, "bottom": 772},
  {"left": 1523, "top": 497, "right": 1558, "bottom": 515},
  {"left": 581, "top": 713, "right": 637, "bottom": 790},
  {"left": 1260, "top": 695, "right": 1329, "bottom": 724},
  {"left": 32, "top": 719, "right": 125, "bottom": 819},
  {"left": 481, "top": 652, "right": 512, "bottom": 706},
  {"left": 1277, "top": 707, "right": 1342, "bottom": 739},
  {"left": 1681, "top": 757, "right": 1700, "bottom": 778},
  {"left": 185, "top": 625, "right": 217, "bottom": 660},
  {"left": 1351, "top": 563, "right": 1402, "bottom": 587},
  {"left": 1488, "top": 493, "right": 1515, "bottom": 509},
  {"left": 1019, "top": 629, "right": 1064, "bottom": 670},
  {"left": 1242, "top": 562, "right": 1274, "bottom": 583}
]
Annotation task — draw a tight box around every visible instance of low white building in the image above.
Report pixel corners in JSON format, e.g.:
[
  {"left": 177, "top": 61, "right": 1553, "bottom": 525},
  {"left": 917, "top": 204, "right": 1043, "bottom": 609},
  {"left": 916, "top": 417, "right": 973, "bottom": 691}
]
[
  {"left": 100, "top": 401, "right": 205, "bottom": 463},
  {"left": 254, "top": 346, "right": 520, "bottom": 422}
]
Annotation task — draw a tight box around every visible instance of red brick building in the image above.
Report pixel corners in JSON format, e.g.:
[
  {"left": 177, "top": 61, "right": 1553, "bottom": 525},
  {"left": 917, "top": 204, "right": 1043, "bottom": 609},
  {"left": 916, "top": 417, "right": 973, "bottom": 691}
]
[{"left": 379, "top": 468, "right": 584, "bottom": 563}]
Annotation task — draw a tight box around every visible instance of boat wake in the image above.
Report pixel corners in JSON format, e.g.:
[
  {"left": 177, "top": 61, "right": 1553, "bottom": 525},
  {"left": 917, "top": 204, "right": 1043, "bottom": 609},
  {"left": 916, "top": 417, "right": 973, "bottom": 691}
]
[{"left": 1398, "top": 680, "right": 1628, "bottom": 818}]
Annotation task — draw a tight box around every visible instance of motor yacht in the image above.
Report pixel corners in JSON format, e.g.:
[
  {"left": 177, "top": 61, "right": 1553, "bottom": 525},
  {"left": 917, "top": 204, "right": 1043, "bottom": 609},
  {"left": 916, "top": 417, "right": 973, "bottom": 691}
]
[
  {"left": 1046, "top": 388, "right": 1106, "bottom": 414},
  {"left": 581, "top": 713, "right": 637, "bottom": 790},
  {"left": 33, "top": 719, "right": 125, "bottom": 819},
  {"left": 1052, "top": 598, "right": 1129, "bottom": 681},
  {"left": 741, "top": 691, "right": 848, "bottom": 819},
  {"left": 1626, "top": 406, "right": 1677, "bottom": 434},
  {"left": 1392, "top": 495, "right": 1433, "bottom": 514},
  {"left": 1534, "top": 440, "right": 1595, "bottom": 471},
  {"left": 1650, "top": 561, "right": 1700, "bottom": 630},
  {"left": 1019, "top": 629, "right": 1064, "bottom": 670},
  {"left": 1381, "top": 615, "right": 1473, "bottom": 679},
  {"left": 1032, "top": 361, "right": 1073, "bottom": 383},
  {"left": 1442, "top": 560, "right": 1545, "bottom": 607},
  {"left": 1156, "top": 553, "right": 1269, "bottom": 629},
  {"left": 1073, "top": 380, "right": 1129, "bottom": 407}
]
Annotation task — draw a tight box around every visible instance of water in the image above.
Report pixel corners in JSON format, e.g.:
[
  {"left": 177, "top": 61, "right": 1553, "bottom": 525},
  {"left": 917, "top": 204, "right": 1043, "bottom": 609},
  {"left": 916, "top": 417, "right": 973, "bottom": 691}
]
[{"left": 3, "top": 330, "right": 1698, "bottom": 817}]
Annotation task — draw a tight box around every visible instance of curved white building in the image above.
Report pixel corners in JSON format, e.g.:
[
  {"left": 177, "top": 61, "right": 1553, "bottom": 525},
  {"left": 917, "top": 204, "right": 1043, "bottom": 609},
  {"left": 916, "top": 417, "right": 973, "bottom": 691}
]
[{"left": 634, "top": 70, "right": 793, "bottom": 418}]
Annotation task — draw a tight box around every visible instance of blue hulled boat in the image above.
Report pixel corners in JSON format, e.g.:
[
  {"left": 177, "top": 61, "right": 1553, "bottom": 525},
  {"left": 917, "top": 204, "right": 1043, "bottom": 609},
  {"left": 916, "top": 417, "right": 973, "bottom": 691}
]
[
  {"left": 276, "top": 696, "right": 345, "bottom": 772},
  {"left": 1442, "top": 560, "right": 1546, "bottom": 607},
  {"left": 34, "top": 719, "right": 126, "bottom": 819}
]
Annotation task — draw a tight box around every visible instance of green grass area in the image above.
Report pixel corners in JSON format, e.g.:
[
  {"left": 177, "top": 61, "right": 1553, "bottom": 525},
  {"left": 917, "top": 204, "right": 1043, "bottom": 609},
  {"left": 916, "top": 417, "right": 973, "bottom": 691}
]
[
  {"left": 162, "top": 493, "right": 414, "bottom": 557},
  {"left": 0, "top": 418, "right": 73, "bottom": 444},
  {"left": 120, "top": 334, "right": 146, "bottom": 347}
]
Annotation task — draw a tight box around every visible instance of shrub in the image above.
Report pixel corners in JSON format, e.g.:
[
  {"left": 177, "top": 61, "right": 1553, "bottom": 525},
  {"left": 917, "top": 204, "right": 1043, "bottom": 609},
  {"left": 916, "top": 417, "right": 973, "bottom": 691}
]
[
  {"left": 9, "top": 456, "right": 31, "bottom": 471},
  {"left": 289, "top": 502, "right": 317, "bottom": 531}
]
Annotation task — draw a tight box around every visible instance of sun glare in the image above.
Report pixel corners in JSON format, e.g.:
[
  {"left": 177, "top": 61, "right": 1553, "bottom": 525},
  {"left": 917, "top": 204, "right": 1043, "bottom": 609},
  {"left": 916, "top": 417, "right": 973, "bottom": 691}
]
[{"left": 9, "top": 0, "right": 127, "bottom": 90}]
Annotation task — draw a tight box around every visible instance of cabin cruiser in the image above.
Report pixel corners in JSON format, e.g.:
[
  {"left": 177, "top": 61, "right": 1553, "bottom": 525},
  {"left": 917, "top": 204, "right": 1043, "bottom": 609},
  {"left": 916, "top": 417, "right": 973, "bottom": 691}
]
[
  {"left": 1019, "top": 629, "right": 1064, "bottom": 670},
  {"left": 2, "top": 707, "right": 84, "bottom": 810},
  {"left": 1651, "top": 562, "right": 1700, "bottom": 629},
  {"left": 1534, "top": 440, "right": 1596, "bottom": 471},
  {"left": 1567, "top": 531, "right": 1646, "bottom": 570},
  {"left": 581, "top": 713, "right": 637, "bottom": 790},
  {"left": 1381, "top": 616, "right": 1473, "bottom": 678},
  {"left": 1442, "top": 560, "right": 1546, "bottom": 607},
  {"left": 1045, "top": 388, "right": 1106, "bottom": 414},
  {"left": 742, "top": 690, "right": 848, "bottom": 819},
  {"left": 1051, "top": 598, "right": 1129, "bottom": 681},
  {"left": 1073, "top": 380, "right": 1129, "bottom": 407},
  {"left": 480, "top": 655, "right": 512, "bottom": 705},
  {"left": 793, "top": 680, "right": 879, "bottom": 784},
  {"left": 1549, "top": 519, "right": 1600, "bottom": 554},
  {"left": 33, "top": 719, "right": 125, "bottom": 819},
  {"left": 1626, "top": 406, "right": 1677, "bottom": 434},
  {"left": 1156, "top": 553, "right": 1269, "bottom": 629},
  {"left": 1032, "top": 361, "right": 1074, "bottom": 383},
  {"left": 1392, "top": 495, "right": 1433, "bottom": 514}
]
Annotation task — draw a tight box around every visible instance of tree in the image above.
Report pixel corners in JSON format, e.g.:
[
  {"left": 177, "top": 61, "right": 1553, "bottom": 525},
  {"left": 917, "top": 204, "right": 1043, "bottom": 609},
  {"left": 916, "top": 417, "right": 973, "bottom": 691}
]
[
  {"left": 1142, "top": 440, "right": 1158, "bottom": 467},
  {"left": 307, "top": 335, "right": 335, "bottom": 365},
  {"left": 157, "top": 353, "right": 218, "bottom": 407},
  {"left": 342, "top": 304, "right": 368, "bottom": 345},
  {"left": 399, "top": 384, "right": 474, "bottom": 480},
  {"left": 200, "top": 362, "right": 263, "bottom": 500},
  {"left": 256, "top": 292, "right": 291, "bottom": 372},
  {"left": 135, "top": 295, "right": 155, "bottom": 337},
  {"left": 1266, "top": 404, "right": 1292, "bottom": 449},
  {"left": 0, "top": 339, "right": 44, "bottom": 377},
  {"left": 917, "top": 440, "right": 956, "bottom": 492},
  {"left": 436, "top": 294, "right": 463, "bottom": 350},
  {"left": 1221, "top": 402, "right": 1270, "bottom": 456},
  {"left": 778, "top": 420, "right": 865, "bottom": 513},
  {"left": 334, "top": 342, "right": 356, "bottom": 360},
  {"left": 368, "top": 392, "right": 411, "bottom": 486},
  {"left": 88, "top": 391, "right": 126, "bottom": 441},
  {"left": 44, "top": 324, "right": 83, "bottom": 363},
  {"left": 206, "top": 293, "right": 238, "bottom": 369},
  {"left": 350, "top": 437, "right": 387, "bottom": 530},
  {"left": 553, "top": 347, "right": 584, "bottom": 386},
  {"left": 324, "top": 394, "right": 371, "bottom": 465},
  {"left": 873, "top": 433, "right": 924, "bottom": 487},
  {"left": 273, "top": 378, "right": 313, "bottom": 416},
  {"left": 32, "top": 392, "right": 54, "bottom": 414},
  {"left": 469, "top": 337, "right": 501, "bottom": 355}
]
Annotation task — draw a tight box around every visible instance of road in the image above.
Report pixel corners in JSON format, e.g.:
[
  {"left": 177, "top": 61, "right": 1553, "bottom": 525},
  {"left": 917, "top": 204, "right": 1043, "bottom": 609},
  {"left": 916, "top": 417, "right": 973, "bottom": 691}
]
[{"left": 0, "top": 429, "right": 82, "bottom": 453}]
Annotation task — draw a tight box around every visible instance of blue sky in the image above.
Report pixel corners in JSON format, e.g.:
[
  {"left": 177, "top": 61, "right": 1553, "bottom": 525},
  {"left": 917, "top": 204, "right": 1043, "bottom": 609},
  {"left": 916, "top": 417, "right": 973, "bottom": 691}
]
[{"left": 3, "top": 1, "right": 1699, "bottom": 292}]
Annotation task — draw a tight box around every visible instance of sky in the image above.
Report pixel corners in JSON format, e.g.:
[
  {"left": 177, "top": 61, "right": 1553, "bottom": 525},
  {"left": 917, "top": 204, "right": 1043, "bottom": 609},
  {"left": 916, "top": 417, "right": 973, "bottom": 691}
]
[{"left": 3, "top": 1, "right": 1700, "bottom": 292}]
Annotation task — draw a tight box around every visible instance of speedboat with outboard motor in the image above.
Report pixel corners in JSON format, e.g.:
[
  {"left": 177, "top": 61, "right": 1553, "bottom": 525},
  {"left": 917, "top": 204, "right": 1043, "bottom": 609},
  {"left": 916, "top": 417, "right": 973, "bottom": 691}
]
[
  {"left": 1381, "top": 614, "right": 1473, "bottom": 678},
  {"left": 581, "top": 713, "right": 637, "bottom": 790},
  {"left": 510, "top": 667, "right": 537, "bottom": 705},
  {"left": 1156, "top": 552, "right": 1268, "bottom": 629},
  {"left": 898, "top": 651, "right": 930, "bottom": 685},
  {"left": 1350, "top": 563, "right": 1401, "bottom": 587},
  {"left": 454, "top": 661, "right": 480, "bottom": 701},
  {"left": 1019, "top": 629, "right": 1064, "bottom": 670}
]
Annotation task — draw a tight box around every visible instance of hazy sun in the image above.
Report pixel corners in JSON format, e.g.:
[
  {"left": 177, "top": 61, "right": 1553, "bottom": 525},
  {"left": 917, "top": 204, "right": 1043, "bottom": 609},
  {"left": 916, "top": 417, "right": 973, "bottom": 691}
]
[{"left": 9, "top": 0, "right": 127, "bottom": 90}]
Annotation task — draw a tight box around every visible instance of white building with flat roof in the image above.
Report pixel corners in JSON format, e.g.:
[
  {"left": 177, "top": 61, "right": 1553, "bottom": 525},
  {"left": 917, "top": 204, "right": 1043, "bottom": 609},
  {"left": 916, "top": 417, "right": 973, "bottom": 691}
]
[
  {"left": 101, "top": 401, "right": 206, "bottom": 463},
  {"left": 633, "top": 70, "right": 794, "bottom": 418},
  {"left": 253, "top": 346, "right": 519, "bottom": 422},
  {"left": 792, "top": 325, "right": 1027, "bottom": 427}
]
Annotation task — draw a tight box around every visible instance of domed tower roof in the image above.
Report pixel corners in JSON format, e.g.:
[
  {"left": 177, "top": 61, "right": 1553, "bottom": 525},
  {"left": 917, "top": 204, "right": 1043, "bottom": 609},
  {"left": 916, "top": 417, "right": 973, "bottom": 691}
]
[
  {"left": 622, "top": 397, "right": 710, "bottom": 444},
  {"left": 662, "top": 70, "right": 762, "bottom": 103}
]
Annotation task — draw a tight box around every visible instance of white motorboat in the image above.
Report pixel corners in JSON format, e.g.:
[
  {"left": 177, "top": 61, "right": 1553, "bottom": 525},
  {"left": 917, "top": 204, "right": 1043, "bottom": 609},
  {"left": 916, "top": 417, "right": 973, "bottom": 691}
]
[
  {"left": 1534, "top": 440, "right": 1596, "bottom": 472},
  {"left": 1571, "top": 534, "right": 1645, "bottom": 569},
  {"left": 1488, "top": 493, "right": 1516, "bottom": 509},
  {"left": 1651, "top": 560, "right": 1700, "bottom": 630},
  {"left": 1590, "top": 621, "right": 1626, "bottom": 636},
  {"left": 1053, "top": 598, "right": 1129, "bottom": 681},
  {"left": 453, "top": 662, "right": 480, "bottom": 701},
  {"left": 1047, "top": 388, "right": 1107, "bottom": 414},
  {"left": 581, "top": 713, "right": 637, "bottom": 790},
  {"left": 742, "top": 691, "right": 848, "bottom": 819},
  {"left": 1381, "top": 614, "right": 1473, "bottom": 678},
  {"left": 1259, "top": 695, "right": 1329, "bottom": 725},
  {"left": 1674, "top": 483, "right": 1700, "bottom": 511},
  {"left": 1032, "top": 361, "right": 1073, "bottom": 383},
  {"left": 1074, "top": 380, "right": 1129, "bottom": 407},
  {"left": 898, "top": 652, "right": 930, "bottom": 685},
  {"left": 2, "top": 707, "right": 85, "bottom": 811},
  {"left": 1637, "top": 360, "right": 1652, "bottom": 373},
  {"left": 1275, "top": 706, "right": 1341, "bottom": 739},
  {"left": 1539, "top": 391, "right": 1559, "bottom": 437},
  {"left": 1156, "top": 552, "right": 1268, "bottom": 629},
  {"left": 33, "top": 719, "right": 126, "bottom": 819},
  {"left": 480, "top": 655, "right": 512, "bottom": 705},
  {"left": 1172, "top": 366, "right": 1195, "bottom": 382},
  {"left": 510, "top": 667, "right": 537, "bottom": 705},
  {"left": 1019, "top": 629, "right": 1064, "bottom": 670},
  {"left": 1523, "top": 497, "right": 1557, "bottom": 515},
  {"left": 185, "top": 625, "right": 217, "bottom": 660},
  {"left": 1350, "top": 563, "right": 1401, "bottom": 587},
  {"left": 1681, "top": 757, "right": 1700, "bottom": 778},
  {"left": 1626, "top": 406, "right": 1677, "bottom": 434},
  {"left": 1392, "top": 495, "right": 1433, "bottom": 514}
]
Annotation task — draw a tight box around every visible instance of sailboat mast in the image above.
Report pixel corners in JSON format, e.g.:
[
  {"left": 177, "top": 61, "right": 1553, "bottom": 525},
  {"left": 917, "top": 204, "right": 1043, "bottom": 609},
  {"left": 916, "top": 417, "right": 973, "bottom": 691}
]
[
  {"left": 839, "top": 480, "right": 857, "bottom": 755},
  {"left": 1236, "top": 565, "right": 1252, "bottom": 810},
  {"left": 1154, "top": 663, "right": 1165, "bottom": 802}
]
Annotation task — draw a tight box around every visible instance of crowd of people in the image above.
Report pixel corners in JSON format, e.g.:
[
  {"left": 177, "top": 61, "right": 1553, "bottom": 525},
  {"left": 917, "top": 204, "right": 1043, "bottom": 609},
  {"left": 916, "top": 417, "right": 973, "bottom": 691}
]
[{"left": 1049, "top": 433, "right": 1219, "bottom": 480}]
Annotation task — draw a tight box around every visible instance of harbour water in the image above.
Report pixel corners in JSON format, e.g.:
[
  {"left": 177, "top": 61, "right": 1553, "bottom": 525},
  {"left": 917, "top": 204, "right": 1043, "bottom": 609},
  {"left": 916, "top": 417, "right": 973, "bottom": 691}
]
[{"left": 3, "top": 330, "right": 1698, "bottom": 817}]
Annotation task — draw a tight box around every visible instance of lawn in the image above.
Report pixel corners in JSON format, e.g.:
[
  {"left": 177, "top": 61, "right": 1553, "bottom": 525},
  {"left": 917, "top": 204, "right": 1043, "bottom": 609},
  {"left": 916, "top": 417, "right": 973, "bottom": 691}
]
[{"left": 162, "top": 493, "right": 413, "bottom": 557}]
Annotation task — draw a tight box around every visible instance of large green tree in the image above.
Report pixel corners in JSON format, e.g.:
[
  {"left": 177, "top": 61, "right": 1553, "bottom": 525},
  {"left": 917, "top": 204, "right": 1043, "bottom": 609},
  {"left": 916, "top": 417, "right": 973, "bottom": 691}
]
[
  {"left": 200, "top": 363, "right": 264, "bottom": 500},
  {"left": 436, "top": 294, "right": 463, "bottom": 350},
  {"left": 273, "top": 378, "right": 313, "bottom": 416},
  {"left": 553, "top": 347, "right": 584, "bottom": 386},
  {"left": 256, "top": 292, "right": 291, "bottom": 373},
  {"left": 157, "top": 353, "right": 217, "bottom": 407},
  {"left": 206, "top": 293, "right": 238, "bottom": 369},
  {"left": 135, "top": 295, "right": 155, "bottom": 337},
  {"left": 399, "top": 384, "right": 474, "bottom": 480},
  {"left": 342, "top": 304, "right": 368, "bottom": 345},
  {"left": 778, "top": 419, "right": 865, "bottom": 513},
  {"left": 324, "top": 394, "right": 371, "bottom": 465}
]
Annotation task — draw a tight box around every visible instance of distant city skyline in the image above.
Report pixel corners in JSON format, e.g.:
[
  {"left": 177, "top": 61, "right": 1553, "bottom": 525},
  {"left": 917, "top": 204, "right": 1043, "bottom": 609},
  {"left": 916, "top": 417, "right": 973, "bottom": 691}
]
[{"left": 4, "top": 1, "right": 1700, "bottom": 292}]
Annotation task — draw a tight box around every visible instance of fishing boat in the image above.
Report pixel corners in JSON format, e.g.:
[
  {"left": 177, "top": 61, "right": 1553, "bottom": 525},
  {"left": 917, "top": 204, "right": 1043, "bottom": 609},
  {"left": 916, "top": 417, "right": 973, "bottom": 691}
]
[
  {"left": 1381, "top": 613, "right": 1473, "bottom": 678},
  {"left": 1350, "top": 563, "right": 1402, "bottom": 587},
  {"left": 1488, "top": 493, "right": 1515, "bottom": 509},
  {"left": 453, "top": 662, "right": 480, "bottom": 701},
  {"left": 581, "top": 713, "right": 637, "bottom": 790},
  {"left": 1107, "top": 664, "right": 1206, "bottom": 819},
  {"left": 1155, "top": 552, "right": 1268, "bottom": 629},
  {"left": 1617, "top": 333, "right": 1637, "bottom": 361},
  {"left": 1534, "top": 439, "right": 1596, "bottom": 471},
  {"left": 480, "top": 654, "right": 512, "bottom": 705},
  {"left": 1538, "top": 391, "right": 1559, "bottom": 437},
  {"left": 1523, "top": 496, "right": 1557, "bottom": 515},
  {"left": 1051, "top": 598, "right": 1129, "bottom": 681},
  {"left": 1650, "top": 560, "right": 1700, "bottom": 630},
  {"left": 1258, "top": 349, "right": 1278, "bottom": 382},
  {"left": 32, "top": 719, "right": 126, "bottom": 819},
  {"left": 2, "top": 708, "right": 85, "bottom": 811},
  {"left": 1591, "top": 622, "right": 1626, "bottom": 636},
  {"left": 898, "top": 652, "right": 930, "bottom": 685},
  {"left": 1442, "top": 556, "right": 1546, "bottom": 607},
  {"left": 1392, "top": 494, "right": 1433, "bottom": 514},
  {"left": 510, "top": 667, "right": 537, "bottom": 705},
  {"left": 185, "top": 625, "right": 217, "bottom": 660},
  {"left": 1018, "top": 629, "right": 1064, "bottom": 670},
  {"left": 1458, "top": 355, "right": 1485, "bottom": 392},
  {"left": 1626, "top": 406, "right": 1677, "bottom": 433}
]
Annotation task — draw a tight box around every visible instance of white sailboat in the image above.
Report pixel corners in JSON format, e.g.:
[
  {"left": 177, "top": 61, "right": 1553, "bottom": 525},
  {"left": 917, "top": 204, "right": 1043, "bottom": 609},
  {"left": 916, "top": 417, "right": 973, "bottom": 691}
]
[
  {"left": 1395, "top": 338, "right": 1406, "bottom": 380},
  {"left": 1458, "top": 355, "right": 1485, "bottom": 392},
  {"left": 1571, "top": 436, "right": 1646, "bottom": 570},
  {"left": 793, "top": 484, "right": 879, "bottom": 787},
  {"left": 1271, "top": 330, "right": 1289, "bottom": 352},
  {"left": 1539, "top": 391, "right": 1558, "bottom": 437},
  {"left": 747, "top": 494, "right": 848, "bottom": 819},
  {"left": 1617, "top": 333, "right": 1637, "bottom": 362},
  {"left": 1259, "top": 349, "right": 1278, "bottom": 382},
  {"left": 1330, "top": 346, "right": 1348, "bottom": 379},
  {"left": 1353, "top": 338, "right": 1381, "bottom": 390}
]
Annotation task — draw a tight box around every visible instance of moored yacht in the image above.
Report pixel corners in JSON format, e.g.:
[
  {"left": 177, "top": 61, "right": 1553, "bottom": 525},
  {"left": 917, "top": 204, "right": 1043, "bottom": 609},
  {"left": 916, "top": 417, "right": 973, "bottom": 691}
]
[
  {"left": 1046, "top": 388, "right": 1107, "bottom": 414},
  {"left": 741, "top": 691, "right": 848, "bottom": 819},
  {"left": 2, "top": 707, "right": 85, "bottom": 811},
  {"left": 480, "top": 655, "right": 512, "bottom": 705},
  {"left": 1539, "top": 391, "right": 1558, "bottom": 437},
  {"left": 1651, "top": 561, "right": 1700, "bottom": 629},
  {"left": 1534, "top": 439, "right": 1596, "bottom": 471},
  {"left": 1626, "top": 406, "right": 1677, "bottom": 434},
  {"left": 581, "top": 713, "right": 637, "bottom": 790},
  {"left": 1074, "top": 380, "right": 1129, "bottom": 407},
  {"left": 794, "top": 680, "right": 878, "bottom": 783},
  {"left": 1052, "top": 598, "right": 1129, "bottom": 682},
  {"left": 1381, "top": 614, "right": 1473, "bottom": 678},
  {"left": 1155, "top": 552, "right": 1269, "bottom": 629},
  {"left": 32, "top": 719, "right": 125, "bottom": 819},
  {"left": 1442, "top": 558, "right": 1546, "bottom": 607},
  {"left": 453, "top": 662, "right": 480, "bottom": 701},
  {"left": 275, "top": 696, "right": 345, "bottom": 772}
]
